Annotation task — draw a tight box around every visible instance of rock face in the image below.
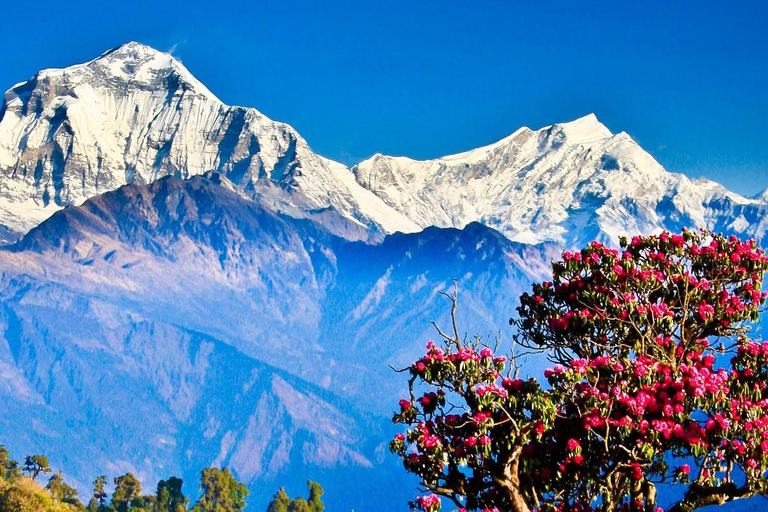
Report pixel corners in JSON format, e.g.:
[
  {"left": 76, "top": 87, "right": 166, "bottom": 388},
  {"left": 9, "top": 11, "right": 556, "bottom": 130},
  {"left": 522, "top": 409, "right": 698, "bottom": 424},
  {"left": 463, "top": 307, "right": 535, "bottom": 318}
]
[
  {"left": 353, "top": 114, "right": 768, "bottom": 246},
  {"left": 0, "top": 42, "right": 418, "bottom": 243}
]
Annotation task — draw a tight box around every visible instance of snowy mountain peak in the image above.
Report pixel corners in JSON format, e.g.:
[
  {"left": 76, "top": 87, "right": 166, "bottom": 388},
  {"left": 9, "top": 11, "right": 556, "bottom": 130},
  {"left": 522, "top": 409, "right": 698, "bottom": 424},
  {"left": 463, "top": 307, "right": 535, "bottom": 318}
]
[
  {"left": 352, "top": 115, "right": 768, "bottom": 247},
  {"left": 32, "top": 40, "right": 220, "bottom": 102},
  {"left": 549, "top": 113, "right": 613, "bottom": 145},
  {"left": 421, "top": 114, "right": 611, "bottom": 166},
  {"left": 101, "top": 40, "right": 165, "bottom": 58},
  {"left": 437, "top": 126, "right": 533, "bottom": 164},
  {"left": 0, "top": 43, "right": 419, "bottom": 242},
  {"left": 2, "top": 44, "right": 768, "bottom": 249}
]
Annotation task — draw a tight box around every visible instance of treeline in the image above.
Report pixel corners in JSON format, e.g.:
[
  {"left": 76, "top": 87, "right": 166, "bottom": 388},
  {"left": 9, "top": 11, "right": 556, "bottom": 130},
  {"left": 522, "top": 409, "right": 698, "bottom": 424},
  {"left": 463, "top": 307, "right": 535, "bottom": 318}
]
[
  {"left": 264, "top": 482, "right": 324, "bottom": 512},
  {"left": 0, "top": 445, "right": 324, "bottom": 512}
]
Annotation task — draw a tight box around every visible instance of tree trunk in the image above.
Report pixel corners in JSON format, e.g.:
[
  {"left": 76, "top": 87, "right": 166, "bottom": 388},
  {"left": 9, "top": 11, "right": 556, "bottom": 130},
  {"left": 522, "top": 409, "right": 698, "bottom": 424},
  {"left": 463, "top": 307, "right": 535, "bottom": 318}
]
[
  {"left": 496, "top": 457, "right": 532, "bottom": 512},
  {"left": 507, "top": 484, "right": 532, "bottom": 512}
]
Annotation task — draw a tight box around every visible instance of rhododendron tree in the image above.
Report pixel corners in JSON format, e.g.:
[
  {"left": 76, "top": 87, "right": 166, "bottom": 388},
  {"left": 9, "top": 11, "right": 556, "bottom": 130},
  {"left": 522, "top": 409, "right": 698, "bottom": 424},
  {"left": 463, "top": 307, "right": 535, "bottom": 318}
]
[{"left": 391, "top": 230, "right": 768, "bottom": 512}]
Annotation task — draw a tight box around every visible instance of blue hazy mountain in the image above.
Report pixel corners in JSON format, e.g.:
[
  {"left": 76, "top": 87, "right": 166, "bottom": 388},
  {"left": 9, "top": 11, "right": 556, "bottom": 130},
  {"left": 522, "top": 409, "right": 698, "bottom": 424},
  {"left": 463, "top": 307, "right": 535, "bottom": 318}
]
[{"left": 0, "top": 174, "right": 559, "bottom": 509}]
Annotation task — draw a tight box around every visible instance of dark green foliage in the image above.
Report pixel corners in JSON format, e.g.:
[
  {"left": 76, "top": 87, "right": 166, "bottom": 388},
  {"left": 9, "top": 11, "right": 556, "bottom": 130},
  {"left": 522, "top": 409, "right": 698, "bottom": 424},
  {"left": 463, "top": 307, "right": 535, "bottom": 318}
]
[
  {"left": 23, "top": 455, "right": 51, "bottom": 481},
  {"left": 265, "top": 483, "right": 324, "bottom": 512},
  {"left": 191, "top": 468, "right": 248, "bottom": 512},
  {"left": 306, "top": 482, "right": 323, "bottom": 512},
  {"left": 288, "top": 500, "right": 310, "bottom": 512},
  {"left": 110, "top": 473, "right": 142, "bottom": 512},
  {"left": 265, "top": 489, "right": 289, "bottom": 512},
  {"left": 0, "top": 443, "right": 325, "bottom": 512},
  {"left": 156, "top": 477, "right": 188, "bottom": 512},
  {"left": 0, "top": 445, "right": 21, "bottom": 481},
  {"left": 92, "top": 476, "right": 107, "bottom": 508},
  {"left": 87, "top": 498, "right": 100, "bottom": 512},
  {"left": 47, "top": 472, "right": 81, "bottom": 506}
]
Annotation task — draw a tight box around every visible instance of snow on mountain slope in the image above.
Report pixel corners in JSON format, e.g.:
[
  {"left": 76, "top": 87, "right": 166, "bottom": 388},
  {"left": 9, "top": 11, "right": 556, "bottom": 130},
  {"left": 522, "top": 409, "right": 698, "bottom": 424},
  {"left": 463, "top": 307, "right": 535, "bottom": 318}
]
[
  {"left": 0, "top": 42, "right": 419, "bottom": 242},
  {"left": 2, "top": 42, "right": 766, "bottom": 249},
  {"left": 353, "top": 114, "right": 768, "bottom": 247}
]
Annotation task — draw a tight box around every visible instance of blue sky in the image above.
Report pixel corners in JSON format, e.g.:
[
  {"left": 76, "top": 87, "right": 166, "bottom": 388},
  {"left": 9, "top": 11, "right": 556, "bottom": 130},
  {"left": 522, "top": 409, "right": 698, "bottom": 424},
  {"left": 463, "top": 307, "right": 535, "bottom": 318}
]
[{"left": 1, "top": 1, "right": 766, "bottom": 196}]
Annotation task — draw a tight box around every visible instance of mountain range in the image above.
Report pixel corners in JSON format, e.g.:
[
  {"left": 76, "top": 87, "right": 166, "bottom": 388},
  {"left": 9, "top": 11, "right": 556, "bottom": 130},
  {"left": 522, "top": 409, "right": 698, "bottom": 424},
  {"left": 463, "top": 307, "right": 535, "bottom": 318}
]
[
  {"left": 0, "top": 42, "right": 763, "bottom": 511},
  {"left": 3, "top": 42, "right": 768, "bottom": 249}
]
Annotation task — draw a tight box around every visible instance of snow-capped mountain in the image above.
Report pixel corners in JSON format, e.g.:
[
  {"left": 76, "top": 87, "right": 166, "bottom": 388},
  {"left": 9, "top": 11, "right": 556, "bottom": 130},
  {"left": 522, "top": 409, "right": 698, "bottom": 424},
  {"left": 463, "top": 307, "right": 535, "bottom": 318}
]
[
  {"left": 0, "top": 42, "right": 419, "bottom": 243},
  {"left": 2, "top": 42, "right": 767, "bottom": 248},
  {"left": 353, "top": 114, "right": 768, "bottom": 246}
]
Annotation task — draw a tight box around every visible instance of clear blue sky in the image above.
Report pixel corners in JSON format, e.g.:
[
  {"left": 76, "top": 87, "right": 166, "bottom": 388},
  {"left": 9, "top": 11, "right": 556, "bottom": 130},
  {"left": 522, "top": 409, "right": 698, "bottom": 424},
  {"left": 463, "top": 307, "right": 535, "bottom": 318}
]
[{"left": 1, "top": 1, "right": 767, "bottom": 196}]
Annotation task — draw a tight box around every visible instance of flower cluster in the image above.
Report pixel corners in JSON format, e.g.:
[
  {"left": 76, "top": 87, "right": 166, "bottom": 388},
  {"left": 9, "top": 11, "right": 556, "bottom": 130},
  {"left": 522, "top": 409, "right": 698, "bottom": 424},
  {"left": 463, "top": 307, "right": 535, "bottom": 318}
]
[
  {"left": 392, "top": 336, "right": 554, "bottom": 511},
  {"left": 515, "top": 231, "right": 768, "bottom": 362}
]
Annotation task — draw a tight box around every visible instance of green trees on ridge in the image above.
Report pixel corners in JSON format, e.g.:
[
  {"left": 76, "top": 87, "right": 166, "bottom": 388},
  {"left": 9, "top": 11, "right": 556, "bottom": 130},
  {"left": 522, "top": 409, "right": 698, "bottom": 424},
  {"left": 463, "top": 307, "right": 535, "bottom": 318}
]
[
  {"left": 265, "top": 481, "right": 324, "bottom": 512},
  {"left": 0, "top": 444, "right": 324, "bottom": 512}
]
